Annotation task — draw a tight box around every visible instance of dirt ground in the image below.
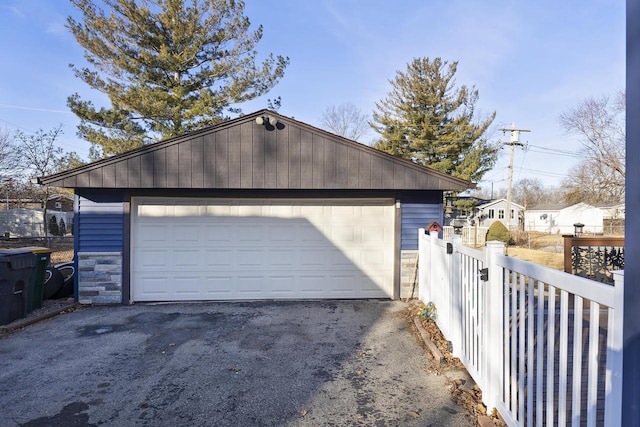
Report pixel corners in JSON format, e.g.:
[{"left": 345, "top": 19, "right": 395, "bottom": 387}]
[
  {"left": 51, "top": 249, "right": 74, "bottom": 264},
  {"left": 406, "top": 301, "right": 507, "bottom": 426}
]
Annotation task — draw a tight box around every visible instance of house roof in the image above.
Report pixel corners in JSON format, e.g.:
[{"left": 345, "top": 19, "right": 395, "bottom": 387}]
[
  {"left": 475, "top": 198, "right": 525, "bottom": 210},
  {"left": 527, "top": 203, "right": 570, "bottom": 211},
  {"left": 39, "top": 110, "right": 473, "bottom": 191},
  {"left": 528, "top": 202, "right": 600, "bottom": 212}
]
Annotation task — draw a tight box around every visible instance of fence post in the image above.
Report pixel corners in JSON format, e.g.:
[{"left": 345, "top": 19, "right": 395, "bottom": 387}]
[
  {"left": 483, "top": 240, "right": 506, "bottom": 412},
  {"left": 449, "top": 234, "right": 462, "bottom": 358},
  {"left": 418, "top": 228, "right": 429, "bottom": 304},
  {"left": 605, "top": 270, "right": 624, "bottom": 427}
]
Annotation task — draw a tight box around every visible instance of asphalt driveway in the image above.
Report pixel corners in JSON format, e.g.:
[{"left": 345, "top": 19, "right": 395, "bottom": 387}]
[{"left": 0, "top": 300, "right": 474, "bottom": 426}]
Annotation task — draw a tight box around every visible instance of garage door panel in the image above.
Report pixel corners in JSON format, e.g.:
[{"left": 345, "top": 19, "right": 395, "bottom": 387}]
[
  {"left": 132, "top": 198, "right": 394, "bottom": 301},
  {"left": 137, "top": 249, "right": 171, "bottom": 269},
  {"left": 138, "top": 225, "right": 168, "bottom": 242},
  {"left": 174, "top": 225, "right": 201, "bottom": 242},
  {"left": 236, "top": 249, "right": 266, "bottom": 267},
  {"left": 205, "top": 249, "right": 234, "bottom": 267},
  {"left": 137, "top": 275, "right": 169, "bottom": 296},
  {"left": 237, "top": 276, "right": 264, "bottom": 294},
  {"left": 202, "top": 276, "right": 234, "bottom": 296},
  {"left": 173, "top": 249, "right": 201, "bottom": 267},
  {"left": 268, "top": 250, "right": 297, "bottom": 266},
  {"left": 205, "top": 225, "right": 233, "bottom": 242},
  {"left": 173, "top": 276, "right": 202, "bottom": 294}
]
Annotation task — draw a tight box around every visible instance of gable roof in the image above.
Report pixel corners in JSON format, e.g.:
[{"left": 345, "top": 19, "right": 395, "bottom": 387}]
[
  {"left": 40, "top": 110, "right": 472, "bottom": 191},
  {"left": 526, "top": 203, "right": 569, "bottom": 211},
  {"left": 527, "top": 202, "right": 599, "bottom": 212},
  {"left": 475, "top": 198, "right": 525, "bottom": 210}
]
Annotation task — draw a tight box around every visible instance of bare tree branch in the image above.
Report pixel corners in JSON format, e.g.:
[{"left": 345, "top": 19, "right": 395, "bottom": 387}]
[{"left": 320, "top": 103, "right": 370, "bottom": 142}]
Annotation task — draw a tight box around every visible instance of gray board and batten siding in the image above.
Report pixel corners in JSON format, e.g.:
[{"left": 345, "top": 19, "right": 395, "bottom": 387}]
[
  {"left": 41, "top": 110, "right": 470, "bottom": 192},
  {"left": 42, "top": 110, "right": 471, "bottom": 304}
]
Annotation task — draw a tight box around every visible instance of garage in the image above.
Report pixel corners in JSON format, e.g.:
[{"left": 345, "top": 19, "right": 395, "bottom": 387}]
[
  {"left": 131, "top": 197, "right": 395, "bottom": 301},
  {"left": 39, "top": 110, "right": 471, "bottom": 304}
]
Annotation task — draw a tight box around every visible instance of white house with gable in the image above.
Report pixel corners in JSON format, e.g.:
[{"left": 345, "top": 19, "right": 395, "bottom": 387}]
[
  {"left": 524, "top": 202, "right": 604, "bottom": 234},
  {"left": 474, "top": 198, "right": 524, "bottom": 230}
]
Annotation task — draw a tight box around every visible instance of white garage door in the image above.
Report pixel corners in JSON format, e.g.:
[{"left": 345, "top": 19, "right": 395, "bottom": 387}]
[{"left": 131, "top": 198, "right": 395, "bottom": 301}]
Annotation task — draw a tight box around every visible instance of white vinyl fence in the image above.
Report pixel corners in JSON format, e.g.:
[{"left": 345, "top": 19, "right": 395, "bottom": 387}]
[
  {"left": 418, "top": 230, "right": 623, "bottom": 426},
  {"left": 442, "top": 225, "right": 488, "bottom": 246}
]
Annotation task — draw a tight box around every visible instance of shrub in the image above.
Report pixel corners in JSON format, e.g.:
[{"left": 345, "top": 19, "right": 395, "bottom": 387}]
[
  {"left": 48, "top": 215, "right": 60, "bottom": 236},
  {"left": 486, "top": 221, "right": 510, "bottom": 244}
]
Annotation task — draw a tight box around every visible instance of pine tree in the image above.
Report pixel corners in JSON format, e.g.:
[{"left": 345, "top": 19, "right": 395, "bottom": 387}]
[
  {"left": 59, "top": 218, "right": 67, "bottom": 236},
  {"left": 371, "top": 57, "right": 497, "bottom": 182},
  {"left": 67, "top": 0, "right": 289, "bottom": 158}
]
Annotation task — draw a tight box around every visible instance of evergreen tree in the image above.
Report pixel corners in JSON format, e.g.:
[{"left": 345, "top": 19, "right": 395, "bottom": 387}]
[
  {"left": 67, "top": 0, "right": 289, "bottom": 158},
  {"left": 371, "top": 57, "right": 497, "bottom": 182},
  {"left": 59, "top": 218, "right": 67, "bottom": 236},
  {"left": 48, "top": 215, "right": 60, "bottom": 236}
]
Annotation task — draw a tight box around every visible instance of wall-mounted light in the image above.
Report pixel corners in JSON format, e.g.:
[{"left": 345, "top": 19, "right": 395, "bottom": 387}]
[
  {"left": 256, "top": 115, "right": 278, "bottom": 127},
  {"left": 540, "top": 213, "right": 548, "bottom": 220}
]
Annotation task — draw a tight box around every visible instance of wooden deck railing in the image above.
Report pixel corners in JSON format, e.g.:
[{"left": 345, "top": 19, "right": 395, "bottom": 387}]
[{"left": 563, "top": 236, "right": 624, "bottom": 284}]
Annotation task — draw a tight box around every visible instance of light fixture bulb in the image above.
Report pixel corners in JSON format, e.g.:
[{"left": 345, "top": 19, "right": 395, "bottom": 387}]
[
  {"left": 268, "top": 116, "right": 278, "bottom": 126},
  {"left": 255, "top": 116, "right": 264, "bottom": 125}
]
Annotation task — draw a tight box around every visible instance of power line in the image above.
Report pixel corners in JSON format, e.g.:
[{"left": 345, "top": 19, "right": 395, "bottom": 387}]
[
  {"left": 526, "top": 144, "right": 581, "bottom": 157},
  {"left": 0, "top": 103, "right": 72, "bottom": 114}
]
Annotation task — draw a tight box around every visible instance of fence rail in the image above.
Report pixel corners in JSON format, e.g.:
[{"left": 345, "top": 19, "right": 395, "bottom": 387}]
[{"left": 419, "top": 230, "right": 623, "bottom": 426}]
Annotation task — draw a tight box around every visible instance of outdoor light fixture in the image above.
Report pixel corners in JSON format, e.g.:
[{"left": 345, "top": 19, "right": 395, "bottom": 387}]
[
  {"left": 573, "top": 222, "right": 585, "bottom": 237},
  {"left": 452, "top": 219, "right": 464, "bottom": 235},
  {"left": 255, "top": 115, "right": 278, "bottom": 127}
]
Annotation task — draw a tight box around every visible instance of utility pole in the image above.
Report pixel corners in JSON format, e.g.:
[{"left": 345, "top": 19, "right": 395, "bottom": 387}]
[{"left": 499, "top": 123, "right": 530, "bottom": 231}]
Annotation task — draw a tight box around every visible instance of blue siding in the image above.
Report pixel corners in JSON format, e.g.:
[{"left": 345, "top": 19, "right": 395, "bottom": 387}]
[
  {"left": 401, "top": 201, "right": 443, "bottom": 250},
  {"left": 77, "top": 191, "right": 124, "bottom": 252}
]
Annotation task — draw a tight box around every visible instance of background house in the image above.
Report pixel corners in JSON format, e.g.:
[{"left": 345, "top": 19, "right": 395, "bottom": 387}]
[
  {"left": 443, "top": 195, "right": 489, "bottom": 226},
  {"left": 40, "top": 110, "right": 472, "bottom": 304},
  {"left": 46, "top": 194, "right": 74, "bottom": 212},
  {"left": 524, "top": 202, "right": 604, "bottom": 234},
  {"left": 474, "top": 198, "right": 524, "bottom": 230}
]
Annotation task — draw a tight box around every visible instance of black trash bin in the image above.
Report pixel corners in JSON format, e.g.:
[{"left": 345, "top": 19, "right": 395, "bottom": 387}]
[
  {"left": 0, "top": 249, "right": 36, "bottom": 326},
  {"left": 21, "top": 247, "right": 53, "bottom": 312}
]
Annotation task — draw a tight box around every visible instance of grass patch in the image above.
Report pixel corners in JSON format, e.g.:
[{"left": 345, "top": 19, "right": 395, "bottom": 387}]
[{"left": 506, "top": 247, "right": 564, "bottom": 271}]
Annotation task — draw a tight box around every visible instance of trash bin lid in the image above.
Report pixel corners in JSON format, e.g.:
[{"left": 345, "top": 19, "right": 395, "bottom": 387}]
[
  {"left": 0, "top": 249, "right": 33, "bottom": 256},
  {"left": 18, "top": 246, "right": 53, "bottom": 254},
  {"left": 0, "top": 250, "right": 36, "bottom": 269}
]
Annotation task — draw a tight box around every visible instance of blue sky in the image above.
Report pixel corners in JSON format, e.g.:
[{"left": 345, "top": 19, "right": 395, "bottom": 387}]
[{"left": 0, "top": 0, "right": 625, "bottom": 189}]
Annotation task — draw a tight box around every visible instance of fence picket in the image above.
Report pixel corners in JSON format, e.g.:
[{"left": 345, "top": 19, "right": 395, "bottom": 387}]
[
  {"left": 586, "top": 302, "right": 600, "bottom": 427},
  {"left": 571, "top": 296, "right": 584, "bottom": 427},
  {"left": 558, "top": 290, "right": 569, "bottom": 427},
  {"left": 526, "top": 276, "right": 535, "bottom": 426}
]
